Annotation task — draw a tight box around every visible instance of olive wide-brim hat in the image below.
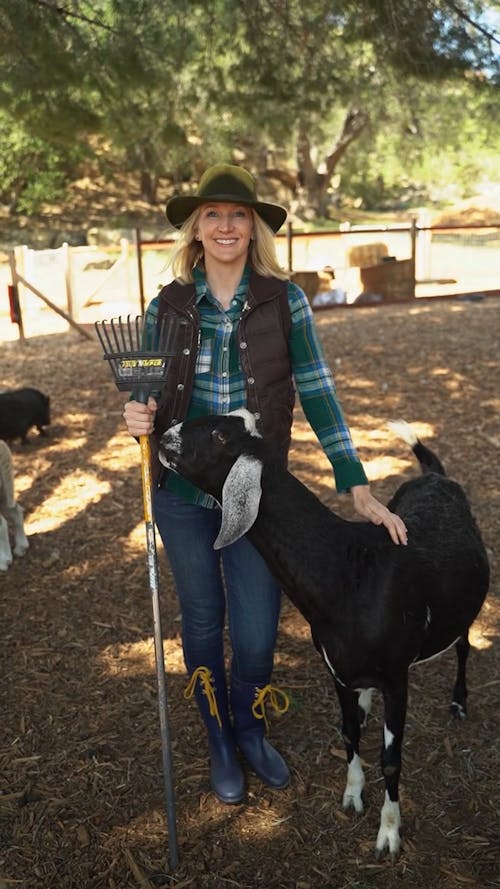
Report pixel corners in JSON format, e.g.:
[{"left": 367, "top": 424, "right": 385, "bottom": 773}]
[{"left": 165, "top": 164, "right": 288, "bottom": 233}]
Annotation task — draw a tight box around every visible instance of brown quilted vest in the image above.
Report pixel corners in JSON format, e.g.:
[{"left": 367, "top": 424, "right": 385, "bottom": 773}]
[{"left": 151, "top": 270, "right": 294, "bottom": 484}]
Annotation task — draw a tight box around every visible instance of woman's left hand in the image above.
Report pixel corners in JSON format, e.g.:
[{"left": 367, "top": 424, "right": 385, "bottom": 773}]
[{"left": 351, "top": 485, "right": 408, "bottom": 545}]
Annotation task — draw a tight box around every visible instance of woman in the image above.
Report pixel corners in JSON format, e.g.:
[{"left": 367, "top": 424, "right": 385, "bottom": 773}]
[{"left": 123, "top": 163, "right": 407, "bottom": 805}]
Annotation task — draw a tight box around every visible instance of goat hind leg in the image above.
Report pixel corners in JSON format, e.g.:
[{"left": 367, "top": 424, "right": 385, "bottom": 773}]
[
  {"left": 375, "top": 678, "right": 408, "bottom": 860},
  {"left": 450, "top": 632, "right": 470, "bottom": 719},
  {"left": 5, "top": 503, "right": 29, "bottom": 557},
  {"left": 336, "top": 682, "right": 365, "bottom": 814}
]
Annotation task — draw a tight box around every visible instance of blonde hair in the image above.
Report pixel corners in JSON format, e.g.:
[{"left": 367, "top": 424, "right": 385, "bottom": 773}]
[{"left": 169, "top": 206, "right": 288, "bottom": 283}]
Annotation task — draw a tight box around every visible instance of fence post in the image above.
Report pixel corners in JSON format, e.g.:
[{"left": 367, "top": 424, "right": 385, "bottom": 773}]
[
  {"left": 8, "top": 249, "right": 25, "bottom": 342},
  {"left": 416, "top": 210, "right": 431, "bottom": 281},
  {"left": 410, "top": 218, "right": 417, "bottom": 299},
  {"left": 62, "top": 242, "right": 74, "bottom": 320}
]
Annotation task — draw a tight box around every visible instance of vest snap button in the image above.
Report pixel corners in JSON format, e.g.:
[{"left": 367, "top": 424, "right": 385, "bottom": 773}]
[
  {"left": 183, "top": 348, "right": 190, "bottom": 355},
  {"left": 248, "top": 377, "right": 255, "bottom": 385},
  {"left": 177, "top": 384, "right": 184, "bottom": 391},
  {"left": 240, "top": 341, "right": 247, "bottom": 349}
]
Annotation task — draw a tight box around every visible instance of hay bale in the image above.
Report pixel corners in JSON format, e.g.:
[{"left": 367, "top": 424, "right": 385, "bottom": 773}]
[{"left": 348, "top": 242, "right": 388, "bottom": 267}]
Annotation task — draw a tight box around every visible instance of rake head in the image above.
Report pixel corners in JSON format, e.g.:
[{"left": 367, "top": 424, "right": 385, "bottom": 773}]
[{"left": 95, "top": 314, "right": 178, "bottom": 402}]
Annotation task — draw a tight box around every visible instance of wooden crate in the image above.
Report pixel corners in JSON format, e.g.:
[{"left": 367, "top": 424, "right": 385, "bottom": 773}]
[
  {"left": 291, "top": 271, "right": 320, "bottom": 304},
  {"left": 360, "top": 259, "right": 414, "bottom": 302}
]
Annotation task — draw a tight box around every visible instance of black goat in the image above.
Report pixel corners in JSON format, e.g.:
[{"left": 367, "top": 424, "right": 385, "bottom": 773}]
[
  {"left": 158, "top": 410, "right": 489, "bottom": 858},
  {"left": 0, "top": 387, "right": 51, "bottom": 444}
]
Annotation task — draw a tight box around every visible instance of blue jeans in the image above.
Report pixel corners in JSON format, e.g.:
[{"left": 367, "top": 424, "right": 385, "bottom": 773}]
[{"left": 154, "top": 489, "right": 282, "bottom": 685}]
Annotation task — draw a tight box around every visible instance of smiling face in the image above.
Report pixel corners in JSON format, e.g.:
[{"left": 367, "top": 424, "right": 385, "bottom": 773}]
[{"left": 194, "top": 202, "right": 254, "bottom": 271}]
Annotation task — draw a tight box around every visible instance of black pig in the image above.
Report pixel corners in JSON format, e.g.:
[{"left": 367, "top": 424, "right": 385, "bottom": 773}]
[{"left": 0, "top": 388, "right": 51, "bottom": 444}]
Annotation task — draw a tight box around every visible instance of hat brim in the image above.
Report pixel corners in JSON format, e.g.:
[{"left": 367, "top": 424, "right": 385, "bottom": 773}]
[{"left": 166, "top": 193, "right": 287, "bottom": 233}]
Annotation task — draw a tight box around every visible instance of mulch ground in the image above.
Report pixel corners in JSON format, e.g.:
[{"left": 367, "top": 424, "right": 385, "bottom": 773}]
[{"left": 1, "top": 296, "right": 499, "bottom": 889}]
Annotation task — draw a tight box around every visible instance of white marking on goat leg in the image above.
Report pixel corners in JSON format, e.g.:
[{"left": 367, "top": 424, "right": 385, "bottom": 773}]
[
  {"left": 450, "top": 700, "right": 467, "bottom": 719},
  {"left": 357, "top": 688, "right": 374, "bottom": 726},
  {"left": 342, "top": 753, "right": 365, "bottom": 813},
  {"left": 384, "top": 723, "right": 395, "bottom": 750},
  {"left": 375, "top": 791, "right": 401, "bottom": 858},
  {"left": 321, "top": 645, "right": 346, "bottom": 686}
]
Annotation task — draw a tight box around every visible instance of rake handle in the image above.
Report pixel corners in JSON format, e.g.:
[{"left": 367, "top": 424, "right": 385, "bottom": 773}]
[{"left": 136, "top": 393, "right": 179, "bottom": 869}]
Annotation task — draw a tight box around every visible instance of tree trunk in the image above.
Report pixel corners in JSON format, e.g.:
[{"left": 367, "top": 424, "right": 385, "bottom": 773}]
[
  {"left": 296, "top": 107, "right": 369, "bottom": 217},
  {"left": 140, "top": 170, "right": 158, "bottom": 204}
]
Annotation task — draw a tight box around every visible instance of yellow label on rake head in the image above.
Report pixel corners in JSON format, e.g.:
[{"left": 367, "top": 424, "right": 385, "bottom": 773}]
[
  {"left": 119, "top": 358, "right": 165, "bottom": 369},
  {"left": 117, "top": 357, "right": 168, "bottom": 383}
]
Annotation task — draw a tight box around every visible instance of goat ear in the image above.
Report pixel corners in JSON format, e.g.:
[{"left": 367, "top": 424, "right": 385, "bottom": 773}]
[{"left": 214, "top": 455, "right": 263, "bottom": 549}]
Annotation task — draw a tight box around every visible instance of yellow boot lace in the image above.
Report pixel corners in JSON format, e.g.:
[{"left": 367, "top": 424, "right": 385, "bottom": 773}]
[
  {"left": 251, "top": 684, "right": 290, "bottom": 732},
  {"left": 184, "top": 666, "right": 223, "bottom": 729}
]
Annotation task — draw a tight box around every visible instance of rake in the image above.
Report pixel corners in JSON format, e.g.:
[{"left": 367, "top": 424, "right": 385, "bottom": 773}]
[{"left": 95, "top": 314, "right": 180, "bottom": 871}]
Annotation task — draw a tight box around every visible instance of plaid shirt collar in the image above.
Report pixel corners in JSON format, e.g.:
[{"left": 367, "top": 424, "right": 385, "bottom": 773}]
[{"left": 192, "top": 264, "right": 250, "bottom": 307}]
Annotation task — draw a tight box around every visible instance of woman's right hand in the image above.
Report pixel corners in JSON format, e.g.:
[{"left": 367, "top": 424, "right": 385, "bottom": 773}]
[{"left": 123, "top": 396, "right": 158, "bottom": 437}]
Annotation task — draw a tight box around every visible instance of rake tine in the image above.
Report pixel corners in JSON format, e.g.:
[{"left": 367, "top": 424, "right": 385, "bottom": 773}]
[
  {"left": 106, "top": 317, "right": 114, "bottom": 352},
  {"left": 94, "top": 321, "right": 103, "bottom": 352},
  {"left": 132, "top": 314, "right": 140, "bottom": 351},
  {"left": 121, "top": 316, "right": 128, "bottom": 351},
  {"left": 119, "top": 316, "right": 129, "bottom": 352},
  {"left": 117, "top": 316, "right": 126, "bottom": 352},
  {"left": 99, "top": 320, "right": 112, "bottom": 357},
  {"left": 124, "top": 315, "right": 131, "bottom": 352},
  {"left": 109, "top": 317, "right": 120, "bottom": 353},
  {"left": 96, "top": 321, "right": 105, "bottom": 353},
  {"left": 135, "top": 314, "right": 143, "bottom": 351}
]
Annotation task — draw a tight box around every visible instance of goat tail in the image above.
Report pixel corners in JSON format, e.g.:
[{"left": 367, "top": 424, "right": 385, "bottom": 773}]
[{"left": 387, "top": 419, "right": 446, "bottom": 476}]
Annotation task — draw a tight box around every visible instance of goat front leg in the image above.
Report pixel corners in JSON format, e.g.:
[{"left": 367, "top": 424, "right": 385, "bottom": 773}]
[
  {"left": 450, "top": 632, "right": 469, "bottom": 719},
  {"left": 376, "top": 676, "right": 408, "bottom": 861},
  {"left": 0, "top": 514, "right": 13, "bottom": 570},
  {"left": 5, "top": 503, "right": 29, "bottom": 557},
  {"left": 335, "top": 681, "right": 365, "bottom": 814}
]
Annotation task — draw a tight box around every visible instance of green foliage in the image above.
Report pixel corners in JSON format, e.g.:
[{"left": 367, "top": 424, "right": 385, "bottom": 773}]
[
  {"left": 0, "top": 0, "right": 498, "bottom": 217},
  {"left": 0, "top": 114, "right": 85, "bottom": 212},
  {"left": 338, "top": 73, "right": 500, "bottom": 209}
]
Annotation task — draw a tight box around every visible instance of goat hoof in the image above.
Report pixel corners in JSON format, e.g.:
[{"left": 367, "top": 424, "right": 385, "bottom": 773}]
[
  {"left": 374, "top": 843, "right": 401, "bottom": 863},
  {"left": 342, "top": 794, "right": 364, "bottom": 814},
  {"left": 14, "top": 544, "right": 29, "bottom": 557}
]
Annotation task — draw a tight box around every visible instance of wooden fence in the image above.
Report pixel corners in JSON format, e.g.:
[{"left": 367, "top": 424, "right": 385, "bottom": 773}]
[{"left": 3, "top": 222, "right": 499, "bottom": 341}]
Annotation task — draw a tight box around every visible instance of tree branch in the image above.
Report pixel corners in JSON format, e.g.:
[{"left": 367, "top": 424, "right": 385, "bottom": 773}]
[
  {"left": 444, "top": 0, "right": 500, "bottom": 46},
  {"left": 27, "top": 0, "right": 114, "bottom": 31},
  {"left": 325, "top": 107, "right": 368, "bottom": 176}
]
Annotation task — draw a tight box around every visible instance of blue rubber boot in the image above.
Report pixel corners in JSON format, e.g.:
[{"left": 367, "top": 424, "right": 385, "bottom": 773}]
[
  {"left": 184, "top": 662, "right": 245, "bottom": 804},
  {"left": 230, "top": 677, "right": 290, "bottom": 789}
]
